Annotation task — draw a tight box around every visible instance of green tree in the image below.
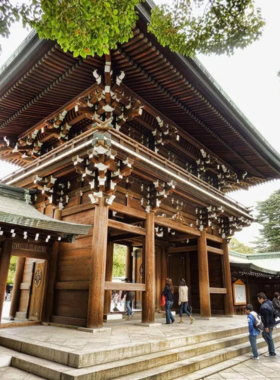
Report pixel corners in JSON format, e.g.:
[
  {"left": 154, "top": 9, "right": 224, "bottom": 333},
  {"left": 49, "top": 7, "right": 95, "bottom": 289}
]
[
  {"left": 229, "top": 237, "right": 254, "bottom": 254},
  {"left": 1, "top": 1, "right": 264, "bottom": 58},
  {"left": 113, "top": 244, "right": 126, "bottom": 277},
  {"left": 253, "top": 189, "right": 280, "bottom": 252},
  {"left": 0, "top": 0, "right": 20, "bottom": 53},
  {"left": 7, "top": 256, "right": 17, "bottom": 285}
]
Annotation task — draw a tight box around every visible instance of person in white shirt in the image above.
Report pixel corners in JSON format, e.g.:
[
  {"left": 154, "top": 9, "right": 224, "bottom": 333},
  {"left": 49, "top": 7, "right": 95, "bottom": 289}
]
[{"left": 178, "top": 278, "right": 195, "bottom": 324}]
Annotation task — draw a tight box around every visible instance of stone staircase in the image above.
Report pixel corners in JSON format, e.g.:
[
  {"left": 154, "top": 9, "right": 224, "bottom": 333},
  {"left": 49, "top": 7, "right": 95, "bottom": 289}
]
[{"left": 0, "top": 326, "right": 280, "bottom": 380}]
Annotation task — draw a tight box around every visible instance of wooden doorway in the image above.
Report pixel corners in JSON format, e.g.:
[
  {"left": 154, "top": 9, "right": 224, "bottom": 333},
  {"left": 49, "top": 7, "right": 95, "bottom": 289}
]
[{"left": 28, "top": 261, "right": 47, "bottom": 321}]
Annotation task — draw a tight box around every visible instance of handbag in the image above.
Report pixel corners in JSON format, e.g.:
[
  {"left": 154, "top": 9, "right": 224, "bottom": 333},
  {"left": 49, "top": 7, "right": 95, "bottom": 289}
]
[{"left": 161, "top": 293, "right": 166, "bottom": 307}]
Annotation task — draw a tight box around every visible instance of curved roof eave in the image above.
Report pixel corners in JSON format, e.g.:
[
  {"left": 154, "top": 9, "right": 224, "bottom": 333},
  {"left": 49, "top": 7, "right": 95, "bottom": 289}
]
[
  {"left": 1, "top": 1, "right": 280, "bottom": 176},
  {"left": 139, "top": 1, "right": 280, "bottom": 174}
]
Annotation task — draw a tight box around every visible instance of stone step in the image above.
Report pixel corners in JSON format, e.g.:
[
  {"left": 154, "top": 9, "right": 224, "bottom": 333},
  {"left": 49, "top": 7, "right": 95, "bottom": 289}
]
[
  {"left": 0, "top": 325, "right": 248, "bottom": 369},
  {"left": 175, "top": 340, "right": 280, "bottom": 380},
  {"left": 0, "top": 354, "right": 11, "bottom": 367},
  {"left": 113, "top": 332, "right": 280, "bottom": 380},
  {"left": 0, "top": 365, "right": 46, "bottom": 379},
  {"left": 9, "top": 331, "right": 265, "bottom": 380}
]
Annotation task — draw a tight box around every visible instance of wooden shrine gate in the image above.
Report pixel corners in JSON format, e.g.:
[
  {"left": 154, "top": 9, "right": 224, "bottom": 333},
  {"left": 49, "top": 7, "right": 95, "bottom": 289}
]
[{"left": 7, "top": 243, "right": 49, "bottom": 322}]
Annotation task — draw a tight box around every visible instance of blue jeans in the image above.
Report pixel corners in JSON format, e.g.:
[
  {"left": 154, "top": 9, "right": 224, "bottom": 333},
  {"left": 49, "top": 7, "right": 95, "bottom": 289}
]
[
  {"left": 125, "top": 300, "right": 133, "bottom": 315},
  {"left": 262, "top": 328, "right": 275, "bottom": 355},
  {"left": 179, "top": 302, "right": 191, "bottom": 318},
  {"left": 165, "top": 300, "right": 174, "bottom": 324},
  {"left": 249, "top": 335, "right": 258, "bottom": 357}
]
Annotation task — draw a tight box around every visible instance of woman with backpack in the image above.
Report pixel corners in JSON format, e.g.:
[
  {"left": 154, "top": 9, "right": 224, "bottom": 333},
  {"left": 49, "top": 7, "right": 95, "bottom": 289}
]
[
  {"left": 163, "top": 278, "right": 175, "bottom": 324},
  {"left": 178, "top": 278, "right": 195, "bottom": 324}
]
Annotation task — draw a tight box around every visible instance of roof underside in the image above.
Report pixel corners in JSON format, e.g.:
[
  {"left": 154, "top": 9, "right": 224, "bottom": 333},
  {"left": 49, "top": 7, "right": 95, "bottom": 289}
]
[{"left": 0, "top": 3, "right": 280, "bottom": 187}]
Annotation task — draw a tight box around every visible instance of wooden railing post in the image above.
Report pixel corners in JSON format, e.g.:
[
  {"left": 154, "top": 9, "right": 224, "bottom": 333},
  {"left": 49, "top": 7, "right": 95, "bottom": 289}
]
[
  {"left": 142, "top": 212, "right": 155, "bottom": 323},
  {"left": 87, "top": 198, "right": 109, "bottom": 328},
  {"left": 198, "top": 231, "right": 211, "bottom": 317}
]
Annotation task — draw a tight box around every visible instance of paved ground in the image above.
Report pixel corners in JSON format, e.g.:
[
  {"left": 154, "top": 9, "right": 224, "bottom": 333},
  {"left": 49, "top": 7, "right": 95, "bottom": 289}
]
[
  {"left": 0, "top": 315, "right": 247, "bottom": 352},
  {"left": 0, "top": 366, "right": 45, "bottom": 379},
  {"left": 203, "top": 353, "right": 280, "bottom": 379},
  {"left": 1, "top": 301, "right": 10, "bottom": 324}
]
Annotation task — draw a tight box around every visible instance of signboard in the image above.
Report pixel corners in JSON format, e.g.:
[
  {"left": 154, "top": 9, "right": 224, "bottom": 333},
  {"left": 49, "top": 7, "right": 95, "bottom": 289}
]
[{"left": 233, "top": 279, "right": 246, "bottom": 305}]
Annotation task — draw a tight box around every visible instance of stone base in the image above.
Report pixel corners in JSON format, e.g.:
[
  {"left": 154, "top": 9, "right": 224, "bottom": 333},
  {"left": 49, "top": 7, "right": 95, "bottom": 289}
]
[
  {"left": 78, "top": 327, "right": 111, "bottom": 334},
  {"left": 134, "top": 322, "right": 162, "bottom": 327},
  {"left": 103, "top": 313, "right": 123, "bottom": 321}
]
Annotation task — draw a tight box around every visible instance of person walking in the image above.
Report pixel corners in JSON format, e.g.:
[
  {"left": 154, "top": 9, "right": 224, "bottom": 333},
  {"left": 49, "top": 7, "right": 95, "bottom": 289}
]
[
  {"left": 245, "top": 304, "right": 260, "bottom": 360},
  {"left": 273, "top": 292, "right": 280, "bottom": 314},
  {"left": 257, "top": 292, "right": 276, "bottom": 357},
  {"left": 178, "top": 278, "right": 195, "bottom": 324},
  {"left": 122, "top": 278, "right": 135, "bottom": 319},
  {"left": 163, "top": 278, "right": 175, "bottom": 324}
]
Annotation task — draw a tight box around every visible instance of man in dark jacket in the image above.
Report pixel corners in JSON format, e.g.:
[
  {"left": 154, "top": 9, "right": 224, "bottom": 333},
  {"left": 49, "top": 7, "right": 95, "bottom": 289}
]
[
  {"left": 257, "top": 292, "right": 276, "bottom": 357},
  {"left": 122, "top": 278, "right": 135, "bottom": 319}
]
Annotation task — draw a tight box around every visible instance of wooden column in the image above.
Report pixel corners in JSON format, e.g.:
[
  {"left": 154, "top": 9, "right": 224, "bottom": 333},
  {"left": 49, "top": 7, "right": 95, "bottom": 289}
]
[
  {"left": 125, "top": 245, "right": 133, "bottom": 282},
  {"left": 42, "top": 208, "right": 61, "bottom": 323},
  {"left": 222, "top": 239, "right": 234, "bottom": 316},
  {"left": 186, "top": 252, "right": 192, "bottom": 305},
  {"left": 198, "top": 231, "right": 211, "bottom": 318},
  {"left": 9, "top": 257, "right": 25, "bottom": 319},
  {"left": 161, "top": 247, "right": 167, "bottom": 311},
  {"left": 0, "top": 239, "right": 13, "bottom": 324},
  {"left": 142, "top": 212, "right": 155, "bottom": 323},
  {"left": 104, "top": 241, "right": 114, "bottom": 314},
  {"left": 87, "top": 198, "right": 109, "bottom": 328},
  {"left": 155, "top": 246, "right": 162, "bottom": 311}
]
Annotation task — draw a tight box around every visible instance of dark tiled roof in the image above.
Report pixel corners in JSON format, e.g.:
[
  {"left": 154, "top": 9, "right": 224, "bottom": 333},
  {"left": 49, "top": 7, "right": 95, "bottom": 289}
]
[{"left": 0, "top": 184, "right": 91, "bottom": 237}]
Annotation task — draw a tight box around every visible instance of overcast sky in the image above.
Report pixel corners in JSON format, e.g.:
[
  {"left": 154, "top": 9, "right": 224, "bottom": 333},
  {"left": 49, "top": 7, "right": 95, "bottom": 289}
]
[{"left": 1, "top": 0, "right": 280, "bottom": 247}]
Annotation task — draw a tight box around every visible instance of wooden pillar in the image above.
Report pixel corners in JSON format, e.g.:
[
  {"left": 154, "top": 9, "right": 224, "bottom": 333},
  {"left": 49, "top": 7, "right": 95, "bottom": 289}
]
[
  {"left": 161, "top": 247, "right": 167, "bottom": 311},
  {"left": 125, "top": 245, "right": 133, "bottom": 282},
  {"left": 87, "top": 198, "right": 109, "bottom": 328},
  {"left": 9, "top": 257, "right": 25, "bottom": 319},
  {"left": 222, "top": 239, "right": 234, "bottom": 316},
  {"left": 142, "top": 212, "right": 155, "bottom": 323},
  {"left": 135, "top": 248, "right": 142, "bottom": 309},
  {"left": 186, "top": 252, "right": 192, "bottom": 305},
  {"left": 104, "top": 241, "right": 114, "bottom": 314},
  {"left": 155, "top": 246, "right": 162, "bottom": 311},
  {"left": 42, "top": 208, "right": 61, "bottom": 323},
  {"left": 198, "top": 231, "right": 211, "bottom": 317},
  {"left": 0, "top": 239, "right": 13, "bottom": 324}
]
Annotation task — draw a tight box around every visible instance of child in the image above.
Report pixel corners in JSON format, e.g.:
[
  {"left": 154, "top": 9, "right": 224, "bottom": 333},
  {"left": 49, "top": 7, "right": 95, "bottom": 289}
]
[{"left": 245, "top": 304, "right": 260, "bottom": 360}]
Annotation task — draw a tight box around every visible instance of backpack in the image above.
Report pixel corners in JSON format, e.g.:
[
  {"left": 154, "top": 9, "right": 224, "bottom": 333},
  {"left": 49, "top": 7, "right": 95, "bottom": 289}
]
[{"left": 253, "top": 313, "right": 264, "bottom": 332}]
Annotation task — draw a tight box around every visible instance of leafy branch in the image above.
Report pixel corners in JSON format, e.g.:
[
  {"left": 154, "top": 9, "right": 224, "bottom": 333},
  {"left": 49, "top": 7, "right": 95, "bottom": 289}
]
[{"left": 1, "top": 1, "right": 265, "bottom": 59}]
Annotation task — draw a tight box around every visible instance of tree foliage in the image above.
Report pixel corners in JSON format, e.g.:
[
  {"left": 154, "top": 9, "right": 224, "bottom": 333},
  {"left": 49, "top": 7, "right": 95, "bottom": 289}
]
[
  {"left": 1, "top": 1, "right": 264, "bottom": 59},
  {"left": 0, "top": 0, "right": 20, "bottom": 53},
  {"left": 149, "top": 0, "right": 265, "bottom": 57},
  {"left": 113, "top": 244, "right": 126, "bottom": 278},
  {"left": 229, "top": 237, "right": 254, "bottom": 254},
  {"left": 7, "top": 256, "right": 17, "bottom": 285},
  {"left": 253, "top": 190, "right": 280, "bottom": 252}
]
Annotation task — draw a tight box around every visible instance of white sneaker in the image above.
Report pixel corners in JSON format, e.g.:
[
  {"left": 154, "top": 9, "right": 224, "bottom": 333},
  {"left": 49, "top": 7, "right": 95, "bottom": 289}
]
[{"left": 250, "top": 356, "right": 259, "bottom": 360}]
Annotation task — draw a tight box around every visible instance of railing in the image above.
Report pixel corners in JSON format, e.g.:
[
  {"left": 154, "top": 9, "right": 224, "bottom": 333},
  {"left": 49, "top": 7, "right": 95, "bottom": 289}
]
[{"left": 1, "top": 127, "right": 252, "bottom": 217}]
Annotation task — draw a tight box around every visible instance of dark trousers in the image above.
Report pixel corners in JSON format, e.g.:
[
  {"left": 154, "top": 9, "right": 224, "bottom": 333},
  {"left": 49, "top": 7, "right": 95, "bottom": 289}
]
[
  {"left": 262, "top": 328, "right": 275, "bottom": 355},
  {"left": 179, "top": 302, "right": 191, "bottom": 318},
  {"left": 165, "top": 300, "right": 174, "bottom": 324}
]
